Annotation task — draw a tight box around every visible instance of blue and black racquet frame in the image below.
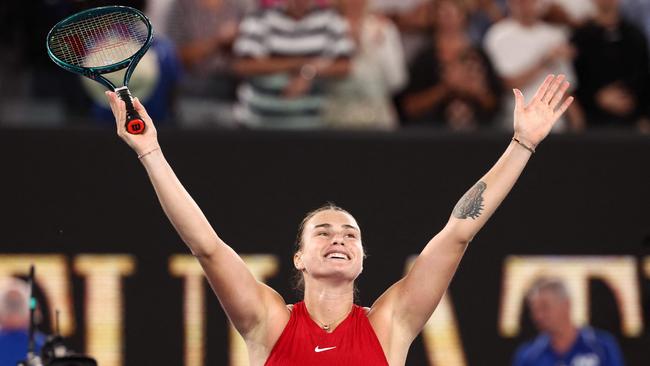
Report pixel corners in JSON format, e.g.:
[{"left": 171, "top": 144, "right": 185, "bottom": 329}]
[{"left": 46, "top": 6, "right": 154, "bottom": 134}]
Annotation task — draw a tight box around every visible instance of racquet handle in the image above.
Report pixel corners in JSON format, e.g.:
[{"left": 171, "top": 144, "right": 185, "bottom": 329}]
[{"left": 115, "top": 87, "right": 146, "bottom": 135}]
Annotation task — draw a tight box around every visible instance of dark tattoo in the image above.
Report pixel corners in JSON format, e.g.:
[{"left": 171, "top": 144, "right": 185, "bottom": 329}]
[{"left": 452, "top": 181, "right": 487, "bottom": 220}]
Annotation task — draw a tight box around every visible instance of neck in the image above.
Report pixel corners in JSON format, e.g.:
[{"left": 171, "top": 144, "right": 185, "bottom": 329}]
[
  {"left": 596, "top": 10, "right": 620, "bottom": 28},
  {"left": 515, "top": 16, "right": 537, "bottom": 27},
  {"left": 303, "top": 279, "right": 355, "bottom": 331},
  {"left": 549, "top": 324, "right": 579, "bottom": 354},
  {"left": 436, "top": 28, "right": 467, "bottom": 41},
  {"left": 287, "top": 4, "right": 310, "bottom": 19}
]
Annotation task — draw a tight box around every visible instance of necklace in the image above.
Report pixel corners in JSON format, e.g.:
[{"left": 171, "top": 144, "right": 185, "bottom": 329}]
[{"left": 314, "top": 305, "right": 353, "bottom": 332}]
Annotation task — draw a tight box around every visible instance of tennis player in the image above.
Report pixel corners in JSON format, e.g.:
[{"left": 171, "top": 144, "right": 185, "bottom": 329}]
[{"left": 106, "top": 74, "right": 573, "bottom": 365}]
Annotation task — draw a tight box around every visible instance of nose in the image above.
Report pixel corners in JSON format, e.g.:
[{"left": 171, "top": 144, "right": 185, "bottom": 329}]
[{"left": 332, "top": 233, "right": 346, "bottom": 245}]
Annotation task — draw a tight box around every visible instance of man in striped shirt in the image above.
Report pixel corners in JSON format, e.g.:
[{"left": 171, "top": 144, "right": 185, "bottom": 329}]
[{"left": 233, "top": 0, "right": 354, "bottom": 129}]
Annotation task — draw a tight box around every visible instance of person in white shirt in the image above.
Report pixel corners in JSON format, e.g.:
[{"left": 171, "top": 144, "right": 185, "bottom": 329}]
[
  {"left": 544, "top": 0, "right": 596, "bottom": 29},
  {"left": 484, "top": 0, "right": 585, "bottom": 131}
]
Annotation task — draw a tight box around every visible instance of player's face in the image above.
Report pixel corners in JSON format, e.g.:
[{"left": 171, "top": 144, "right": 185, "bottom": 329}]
[
  {"left": 528, "top": 290, "right": 570, "bottom": 333},
  {"left": 294, "top": 210, "right": 364, "bottom": 283}
]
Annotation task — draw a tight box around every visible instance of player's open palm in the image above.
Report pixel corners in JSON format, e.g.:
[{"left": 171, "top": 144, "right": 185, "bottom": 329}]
[
  {"left": 105, "top": 91, "right": 159, "bottom": 156},
  {"left": 513, "top": 74, "right": 574, "bottom": 148}
]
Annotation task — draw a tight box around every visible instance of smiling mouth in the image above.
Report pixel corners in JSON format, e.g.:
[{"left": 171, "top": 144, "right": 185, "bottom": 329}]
[{"left": 325, "top": 253, "right": 350, "bottom": 260}]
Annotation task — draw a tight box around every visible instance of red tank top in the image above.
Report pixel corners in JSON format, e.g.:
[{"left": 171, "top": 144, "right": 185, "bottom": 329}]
[{"left": 264, "top": 301, "right": 389, "bottom": 366}]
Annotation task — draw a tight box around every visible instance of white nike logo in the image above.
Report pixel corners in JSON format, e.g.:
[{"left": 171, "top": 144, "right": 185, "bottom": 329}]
[{"left": 314, "top": 346, "right": 337, "bottom": 353}]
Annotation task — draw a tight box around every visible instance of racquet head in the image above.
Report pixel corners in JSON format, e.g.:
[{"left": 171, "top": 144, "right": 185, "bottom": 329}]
[
  {"left": 46, "top": 6, "right": 153, "bottom": 88},
  {"left": 46, "top": 6, "right": 154, "bottom": 134}
]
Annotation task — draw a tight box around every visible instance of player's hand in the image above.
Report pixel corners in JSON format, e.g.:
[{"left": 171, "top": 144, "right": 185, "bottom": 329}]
[
  {"left": 512, "top": 74, "right": 574, "bottom": 148},
  {"left": 105, "top": 91, "right": 159, "bottom": 156}
]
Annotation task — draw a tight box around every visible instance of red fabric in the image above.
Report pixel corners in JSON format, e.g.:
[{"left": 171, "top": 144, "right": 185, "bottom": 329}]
[{"left": 265, "top": 301, "right": 389, "bottom": 366}]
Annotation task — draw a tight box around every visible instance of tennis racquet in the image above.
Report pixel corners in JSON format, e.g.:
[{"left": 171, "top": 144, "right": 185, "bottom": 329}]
[{"left": 46, "top": 6, "right": 154, "bottom": 134}]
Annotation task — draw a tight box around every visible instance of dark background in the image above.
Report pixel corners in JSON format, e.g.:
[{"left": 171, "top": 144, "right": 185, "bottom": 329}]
[{"left": 1, "top": 129, "right": 649, "bottom": 365}]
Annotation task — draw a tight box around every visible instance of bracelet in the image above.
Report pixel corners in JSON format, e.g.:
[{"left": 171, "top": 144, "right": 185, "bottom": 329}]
[
  {"left": 137, "top": 147, "right": 160, "bottom": 160},
  {"left": 512, "top": 137, "right": 536, "bottom": 154}
]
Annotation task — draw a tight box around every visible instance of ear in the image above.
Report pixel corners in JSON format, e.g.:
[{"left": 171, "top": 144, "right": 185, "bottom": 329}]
[{"left": 293, "top": 251, "right": 304, "bottom": 271}]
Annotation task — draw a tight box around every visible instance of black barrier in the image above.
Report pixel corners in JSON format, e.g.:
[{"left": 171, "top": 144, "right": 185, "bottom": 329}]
[{"left": 1, "top": 129, "right": 649, "bottom": 366}]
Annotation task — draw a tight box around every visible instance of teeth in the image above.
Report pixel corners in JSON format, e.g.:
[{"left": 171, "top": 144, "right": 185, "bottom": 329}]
[{"left": 327, "top": 253, "right": 348, "bottom": 260}]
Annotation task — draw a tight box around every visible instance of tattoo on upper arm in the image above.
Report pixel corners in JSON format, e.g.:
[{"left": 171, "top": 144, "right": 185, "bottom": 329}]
[{"left": 452, "top": 181, "right": 487, "bottom": 220}]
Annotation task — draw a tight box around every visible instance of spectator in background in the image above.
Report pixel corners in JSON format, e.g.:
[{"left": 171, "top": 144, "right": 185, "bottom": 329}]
[
  {"left": 512, "top": 278, "right": 625, "bottom": 366},
  {"left": 621, "top": 0, "right": 650, "bottom": 52},
  {"left": 371, "top": 0, "right": 431, "bottom": 63},
  {"left": 145, "top": 0, "right": 176, "bottom": 37},
  {"left": 383, "top": 0, "right": 505, "bottom": 62},
  {"left": 484, "top": 0, "right": 585, "bottom": 132},
  {"left": 0, "top": 278, "right": 45, "bottom": 366},
  {"left": 323, "top": 0, "right": 407, "bottom": 129},
  {"left": 233, "top": 0, "right": 353, "bottom": 129},
  {"left": 166, "top": 0, "right": 250, "bottom": 127},
  {"left": 400, "top": 0, "right": 501, "bottom": 131},
  {"left": 466, "top": 0, "right": 507, "bottom": 44},
  {"left": 571, "top": 0, "right": 650, "bottom": 131},
  {"left": 543, "top": 0, "right": 596, "bottom": 29}
]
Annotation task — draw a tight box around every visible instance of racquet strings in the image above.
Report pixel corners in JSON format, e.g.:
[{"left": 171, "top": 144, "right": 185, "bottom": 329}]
[{"left": 48, "top": 10, "right": 149, "bottom": 69}]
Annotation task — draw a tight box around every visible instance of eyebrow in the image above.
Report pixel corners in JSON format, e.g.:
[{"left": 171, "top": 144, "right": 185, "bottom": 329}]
[{"left": 313, "top": 223, "right": 360, "bottom": 231}]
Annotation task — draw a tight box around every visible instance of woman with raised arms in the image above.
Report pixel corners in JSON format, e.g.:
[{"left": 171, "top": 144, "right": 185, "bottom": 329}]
[{"left": 105, "top": 74, "right": 573, "bottom": 365}]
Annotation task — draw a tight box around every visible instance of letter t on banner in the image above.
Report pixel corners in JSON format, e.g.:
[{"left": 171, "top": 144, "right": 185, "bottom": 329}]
[
  {"left": 74, "top": 255, "right": 136, "bottom": 366},
  {"left": 170, "top": 255, "right": 208, "bottom": 366}
]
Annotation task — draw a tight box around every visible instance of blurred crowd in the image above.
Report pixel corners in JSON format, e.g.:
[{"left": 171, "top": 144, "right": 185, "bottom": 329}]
[{"left": 1, "top": 0, "right": 649, "bottom": 133}]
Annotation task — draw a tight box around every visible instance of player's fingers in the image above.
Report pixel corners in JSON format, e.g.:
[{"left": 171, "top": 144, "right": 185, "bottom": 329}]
[
  {"left": 542, "top": 74, "right": 566, "bottom": 104},
  {"left": 132, "top": 97, "right": 152, "bottom": 121},
  {"left": 108, "top": 93, "right": 127, "bottom": 135},
  {"left": 532, "top": 74, "right": 555, "bottom": 102},
  {"left": 105, "top": 91, "right": 119, "bottom": 116},
  {"left": 105, "top": 91, "right": 126, "bottom": 127},
  {"left": 554, "top": 96, "right": 574, "bottom": 120},
  {"left": 117, "top": 99, "right": 128, "bottom": 135},
  {"left": 549, "top": 81, "right": 570, "bottom": 110},
  {"left": 513, "top": 89, "right": 525, "bottom": 110}
]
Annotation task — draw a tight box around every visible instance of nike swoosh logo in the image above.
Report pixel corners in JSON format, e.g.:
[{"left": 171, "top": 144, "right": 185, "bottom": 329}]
[{"left": 314, "top": 346, "right": 337, "bottom": 353}]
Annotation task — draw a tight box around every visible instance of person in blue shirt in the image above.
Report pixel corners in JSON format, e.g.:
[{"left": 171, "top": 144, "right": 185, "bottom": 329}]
[
  {"left": 513, "top": 277, "right": 625, "bottom": 366},
  {"left": 0, "top": 278, "right": 46, "bottom": 366}
]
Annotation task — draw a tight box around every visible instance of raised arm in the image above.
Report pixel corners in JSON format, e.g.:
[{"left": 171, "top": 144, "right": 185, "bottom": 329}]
[
  {"left": 233, "top": 57, "right": 351, "bottom": 78},
  {"left": 370, "top": 75, "right": 574, "bottom": 344},
  {"left": 105, "top": 93, "right": 288, "bottom": 339}
]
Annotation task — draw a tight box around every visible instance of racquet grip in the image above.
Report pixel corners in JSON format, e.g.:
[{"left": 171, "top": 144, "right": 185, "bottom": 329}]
[{"left": 116, "top": 87, "right": 146, "bottom": 135}]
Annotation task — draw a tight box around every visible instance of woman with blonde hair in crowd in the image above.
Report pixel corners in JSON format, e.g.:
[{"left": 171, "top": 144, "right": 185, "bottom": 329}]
[{"left": 323, "top": 0, "right": 408, "bottom": 129}]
